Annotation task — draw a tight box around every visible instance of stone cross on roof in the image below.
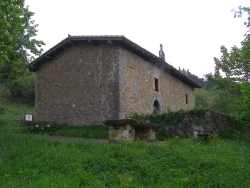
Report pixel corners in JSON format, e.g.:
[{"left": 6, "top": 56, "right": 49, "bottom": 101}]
[{"left": 159, "top": 44, "right": 165, "bottom": 61}]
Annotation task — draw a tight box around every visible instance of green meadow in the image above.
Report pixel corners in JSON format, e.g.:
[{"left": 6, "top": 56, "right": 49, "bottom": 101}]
[{"left": 0, "top": 102, "right": 250, "bottom": 187}]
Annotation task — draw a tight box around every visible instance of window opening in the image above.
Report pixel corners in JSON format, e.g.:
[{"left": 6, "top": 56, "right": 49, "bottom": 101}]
[
  {"left": 154, "top": 78, "right": 159, "bottom": 92},
  {"left": 186, "top": 94, "right": 188, "bottom": 104}
]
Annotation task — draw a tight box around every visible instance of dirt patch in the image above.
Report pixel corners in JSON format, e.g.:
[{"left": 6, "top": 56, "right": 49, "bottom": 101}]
[{"left": 11, "top": 134, "right": 109, "bottom": 144}]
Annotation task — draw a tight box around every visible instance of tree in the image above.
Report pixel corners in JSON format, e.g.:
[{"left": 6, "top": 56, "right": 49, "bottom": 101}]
[
  {"left": 178, "top": 67, "right": 215, "bottom": 90},
  {"left": 207, "top": 6, "right": 250, "bottom": 90},
  {"left": 0, "top": 0, "right": 44, "bottom": 104},
  {"left": 206, "top": 6, "right": 250, "bottom": 118},
  {"left": 206, "top": 44, "right": 248, "bottom": 96},
  {"left": 194, "top": 88, "right": 240, "bottom": 116},
  {"left": 239, "top": 82, "right": 250, "bottom": 123},
  {"left": 0, "top": 0, "right": 44, "bottom": 82}
]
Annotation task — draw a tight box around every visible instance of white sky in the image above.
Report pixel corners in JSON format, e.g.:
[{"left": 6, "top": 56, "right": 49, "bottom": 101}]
[{"left": 25, "top": 0, "right": 249, "bottom": 77}]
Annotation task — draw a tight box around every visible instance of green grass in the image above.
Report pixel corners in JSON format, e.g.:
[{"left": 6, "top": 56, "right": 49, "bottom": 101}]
[
  {"left": 0, "top": 102, "right": 108, "bottom": 139},
  {"left": 0, "top": 134, "right": 249, "bottom": 187},
  {"left": 1, "top": 102, "right": 250, "bottom": 187},
  {"left": 0, "top": 102, "right": 34, "bottom": 134},
  {"left": 25, "top": 125, "right": 108, "bottom": 139},
  {"left": 0, "top": 102, "right": 34, "bottom": 120}
]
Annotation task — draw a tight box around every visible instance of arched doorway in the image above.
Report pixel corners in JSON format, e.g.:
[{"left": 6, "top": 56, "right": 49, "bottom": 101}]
[{"left": 153, "top": 100, "right": 161, "bottom": 114}]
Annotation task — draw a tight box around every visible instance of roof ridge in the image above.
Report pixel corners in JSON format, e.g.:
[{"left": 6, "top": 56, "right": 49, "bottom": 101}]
[{"left": 26, "top": 35, "right": 201, "bottom": 88}]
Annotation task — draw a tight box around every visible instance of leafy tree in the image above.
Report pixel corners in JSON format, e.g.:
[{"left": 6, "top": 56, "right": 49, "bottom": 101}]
[
  {"left": 0, "top": 0, "right": 44, "bottom": 103},
  {"left": 194, "top": 88, "right": 240, "bottom": 116},
  {"left": 0, "top": 0, "right": 44, "bottom": 82},
  {"left": 207, "top": 6, "right": 250, "bottom": 92},
  {"left": 233, "top": 6, "right": 250, "bottom": 31},
  {"left": 205, "top": 6, "right": 250, "bottom": 119}
]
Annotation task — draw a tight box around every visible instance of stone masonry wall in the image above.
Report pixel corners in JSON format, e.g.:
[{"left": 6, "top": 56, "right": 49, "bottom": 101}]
[
  {"left": 35, "top": 42, "right": 120, "bottom": 125},
  {"left": 35, "top": 43, "right": 196, "bottom": 125},
  {"left": 117, "top": 47, "right": 195, "bottom": 118},
  {"left": 161, "top": 110, "right": 230, "bottom": 138}
]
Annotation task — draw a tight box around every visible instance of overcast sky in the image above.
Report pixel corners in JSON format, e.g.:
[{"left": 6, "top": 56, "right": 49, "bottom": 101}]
[{"left": 25, "top": 0, "right": 249, "bottom": 77}]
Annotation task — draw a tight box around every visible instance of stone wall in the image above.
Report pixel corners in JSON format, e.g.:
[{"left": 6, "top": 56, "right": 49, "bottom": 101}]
[
  {"left": 118, "top": 47, "right": 195, "bottom": 118},
  {"left": 35, "top": 42, "right": 196, "bottom": 125},
  {"left": 35, "top": 42, "right": 120, "bottom": 125},
  {"left": 160, "top": 110, "right": 230, "bottom": 138}
]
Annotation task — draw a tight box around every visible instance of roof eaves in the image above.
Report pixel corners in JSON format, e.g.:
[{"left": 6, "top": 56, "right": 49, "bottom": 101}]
[{"left": 27, "top": 35, "right": 202, "bottom": 88}]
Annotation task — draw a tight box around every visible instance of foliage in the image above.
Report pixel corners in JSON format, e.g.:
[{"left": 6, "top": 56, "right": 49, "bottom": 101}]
[
  {"left": 0, "top": 62, "right": 35, "bottom": 104},
  {"left": 194, "top": 88, "right": 240, "bottom": 116},
  {"left": 239, "top": 82, "right": 250, "bottom": 123},
  {"left": 207, "top": 6, "right": 250, "bottom": 89},
  {"left": 0, "top": 0, "right": 41, "bottom": 104},
  {"left": 5, "top": 76, "right": 35, "bottom": 104},
  {"left": 0, "top": 0, "right": 44, "bottom": 83},
  {"left": 132, "top": 109, "right": 209, "bottom": 126},
  {"left": 179, "top": 67, "right": 215, "bottom": 90},
  {"left": 0, "top": 134, "right": 249, "bottom": 187},
  {"left": 206, "top": 44, "right": 249, "bottom": 94},
  {"left": 233, "top": 6, "right": 250, "bottom": 32},
  {"left": 0, "top": 84, "right": 11, "bottom": 102},
  {"left": 205, "top": 6, "right": 250, "bottom": 119}
]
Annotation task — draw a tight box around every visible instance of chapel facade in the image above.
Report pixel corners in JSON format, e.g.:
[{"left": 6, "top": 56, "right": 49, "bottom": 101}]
[{"left": 27, "top": 35, "right": 201, "bottom": 125}]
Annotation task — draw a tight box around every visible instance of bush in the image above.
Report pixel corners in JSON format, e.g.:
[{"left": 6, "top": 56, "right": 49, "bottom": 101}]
[
  {"left": 5, "top": 78, "right": 35, "bottom": 105},
  {"left": 132, "top": 109, "right": 209, "bottom": 126},
  {"left": 0, "top": 84, "right": 11, "bottom": 102}
]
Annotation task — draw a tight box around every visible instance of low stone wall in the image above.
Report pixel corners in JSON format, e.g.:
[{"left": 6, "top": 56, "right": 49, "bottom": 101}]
[{"left": 160, "top": 110, "right": 230, "bottom": 138}]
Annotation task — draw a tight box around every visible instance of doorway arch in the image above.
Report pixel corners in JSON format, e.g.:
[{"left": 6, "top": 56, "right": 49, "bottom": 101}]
[{"left": 151, "top": 98, "right": 161, "bottom": 114}]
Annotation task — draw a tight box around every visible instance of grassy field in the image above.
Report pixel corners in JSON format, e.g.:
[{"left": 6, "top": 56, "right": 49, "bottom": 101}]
[
  {"left": 0, "top": 102, "right": 250, "bottom": 187},
  {"left": 0, "top": 102, "right": 34, "bottom": 134},
  {"left": 0, "top": 102, "right": 108, "bottom": 139},
  {"left": 0, "top": 134, "right": 249, "bottom": 187}
]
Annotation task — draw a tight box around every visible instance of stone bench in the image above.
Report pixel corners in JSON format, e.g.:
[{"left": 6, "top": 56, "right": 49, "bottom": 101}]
[{"left": 103, "top": 119, "right": 160, "bottom": 142}]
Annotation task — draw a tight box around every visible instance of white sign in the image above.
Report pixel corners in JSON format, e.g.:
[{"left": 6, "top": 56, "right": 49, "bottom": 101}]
[{"left": 25, "top": 114, "right": 33, "bottom": 121}]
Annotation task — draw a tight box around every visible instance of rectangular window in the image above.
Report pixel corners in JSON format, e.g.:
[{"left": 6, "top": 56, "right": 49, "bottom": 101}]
[
  {"left": 154, "top": 78, "right": 159, "bottom": 92},
  {"left": 186, "top": 94, "right": 188, "bottom": 104}
]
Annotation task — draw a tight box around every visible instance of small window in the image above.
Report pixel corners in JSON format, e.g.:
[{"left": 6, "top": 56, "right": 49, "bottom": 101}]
[
  {"left": 154, "top": 78, "right": 159, "bottom": 92},
  {"left": 185, "top": 94, "right": 188, "bottom": 104}
]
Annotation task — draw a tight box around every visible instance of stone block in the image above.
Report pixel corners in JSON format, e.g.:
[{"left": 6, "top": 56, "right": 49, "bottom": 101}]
[
  {"left": 108, "top": 124, "right": 135, "bottom": 142},
  {"left": 105, "top": 119, "right": 159, "bottom": 142}
]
